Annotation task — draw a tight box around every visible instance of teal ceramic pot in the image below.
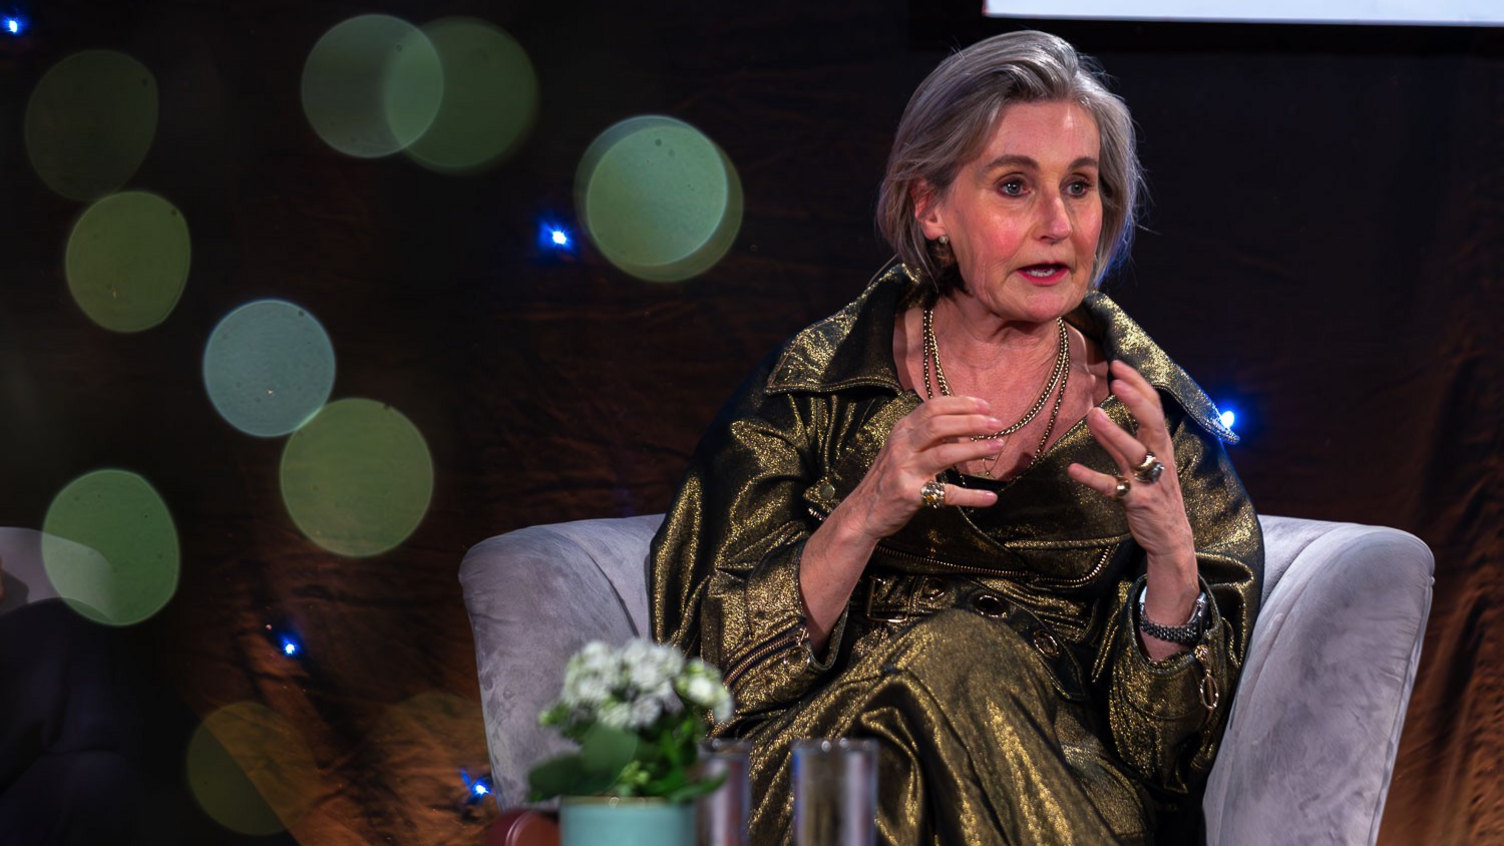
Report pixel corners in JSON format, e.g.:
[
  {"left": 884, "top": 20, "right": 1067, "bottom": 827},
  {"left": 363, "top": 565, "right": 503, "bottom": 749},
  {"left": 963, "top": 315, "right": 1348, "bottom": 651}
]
[{"left": 560, "top": 797, "right": 695, "bottom": 846}]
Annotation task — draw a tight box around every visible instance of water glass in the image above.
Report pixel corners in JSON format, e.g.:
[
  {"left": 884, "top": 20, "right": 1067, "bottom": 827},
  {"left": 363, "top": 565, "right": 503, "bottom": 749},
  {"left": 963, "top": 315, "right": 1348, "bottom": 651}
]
[
  {"left": 792, "top": 738, "right": 877, "bottom": 846},
  {"left": 697, "top": 738, "right": 751, "bottom": 846}
]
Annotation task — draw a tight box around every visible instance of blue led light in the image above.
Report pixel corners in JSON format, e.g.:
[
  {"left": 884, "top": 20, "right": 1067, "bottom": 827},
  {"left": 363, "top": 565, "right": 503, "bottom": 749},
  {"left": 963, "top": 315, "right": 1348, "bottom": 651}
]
[
  {"left": 538, "top": 221, "right": 576, "bottom": 253},
  {"left": 1219, "top": 409, "right": 1236, "bottom": 429},
  {"left": 3, "top": 13, "right": 26, "bottom": 35},
  {"left": 272, "top": 630, "right": 304, "bottom": 658},
  {"left": 459, "top": 770, "right": 494, "bottom": 805}
]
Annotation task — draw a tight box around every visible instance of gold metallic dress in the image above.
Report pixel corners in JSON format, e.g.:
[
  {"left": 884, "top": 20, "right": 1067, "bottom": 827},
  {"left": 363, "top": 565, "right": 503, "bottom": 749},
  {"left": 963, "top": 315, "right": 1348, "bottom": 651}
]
[{"left": 650, "top": 265, "right": 1263, "bottom": 845}]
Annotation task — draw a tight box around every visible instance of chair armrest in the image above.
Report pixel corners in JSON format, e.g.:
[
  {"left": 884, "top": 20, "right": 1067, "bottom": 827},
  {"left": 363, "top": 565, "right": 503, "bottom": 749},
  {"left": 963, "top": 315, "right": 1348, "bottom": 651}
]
[
  {"left": 459, "top": 514, "right": 663, "bottom": 807},
  {"left": 1205, "top": 519, "right": 1434, "bottom": 846}
]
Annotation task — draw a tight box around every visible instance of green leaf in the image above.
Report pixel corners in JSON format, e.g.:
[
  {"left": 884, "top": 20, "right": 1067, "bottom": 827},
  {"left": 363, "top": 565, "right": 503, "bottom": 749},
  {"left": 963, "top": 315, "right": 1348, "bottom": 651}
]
[
  {"left": 581, "top": 723, "right": 638, "bottom": 778},
  {"left": 527, "top": 746, "right": 624, "bottom": 801},
  {"left": 649, "top": 769, "right": 688, "bottom": 794},
  {"left": 527, "top": 753, "right": 587, "bottom": 802},
  {"left": 665, "top": 772, "right": 727, "bottom": 804}
]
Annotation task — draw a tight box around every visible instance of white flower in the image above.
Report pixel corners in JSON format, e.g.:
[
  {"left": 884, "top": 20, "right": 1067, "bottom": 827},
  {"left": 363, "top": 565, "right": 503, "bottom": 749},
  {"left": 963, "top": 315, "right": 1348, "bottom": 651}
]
[
  {"left": 653, "top": 643, "right": 686, "bottom": 678},
  {"left": 621, "top": 639, "right": 653, "bottom": 666},
  {"left": 712, "top": 689, "right": 734, "bottom": 723},
  {"left": 578, "top": 640, "right": 612, "bottom": 662},
  {"left": 568, "top": 673, "right": 611, "bottom": 706},
  {"left": 545, "top": 638, "right": 732, "bottom": 733},
  {"left": 681, "top": 675, "right": 717, "bottom": 708},
  {"left": 627, "top": 657, "right": 668, "bottom": 692},
  {"left": 599, "top": 700, "right": 631, "bottom": 730},
  {"left": 645, "top": 679, "right": 675, "bottom": 703},
  {"left": 575, "top": 641, "right": 619, "bottom": 677},
  {"left": 694, "top": 657, "right": 724, "bottom": 680},
  {"left": 627, "top": 696, "right": 663, "bottom": 729}
]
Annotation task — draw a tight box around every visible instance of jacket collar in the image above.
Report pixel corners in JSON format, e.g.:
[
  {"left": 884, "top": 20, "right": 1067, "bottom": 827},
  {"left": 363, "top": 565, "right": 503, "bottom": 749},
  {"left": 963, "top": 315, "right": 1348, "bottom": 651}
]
[{"left": 767, "top": 262, "right": 1238, "bottom": 443}]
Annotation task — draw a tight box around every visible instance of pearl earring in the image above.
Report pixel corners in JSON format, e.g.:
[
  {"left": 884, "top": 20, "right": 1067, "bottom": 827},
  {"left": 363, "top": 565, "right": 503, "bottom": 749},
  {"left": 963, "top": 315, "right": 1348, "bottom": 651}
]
[{"left": 938, "top": 235, "right": 949, "bottom": 246}]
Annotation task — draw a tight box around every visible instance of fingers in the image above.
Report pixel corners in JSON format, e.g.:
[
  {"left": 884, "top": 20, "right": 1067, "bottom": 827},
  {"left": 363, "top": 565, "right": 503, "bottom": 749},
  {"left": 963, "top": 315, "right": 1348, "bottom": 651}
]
[
  {"left": 916, "top": 412, "right": 1005, "bottom": 447},
  {"left": 1109, "top": 361, "right": 1170, "bottom": 447},
  {"left": 902, "top": 395, "right": 1004, "bottom": 461},
  {"left": 921, "top": 395, "right": 992, "bottom": 416},
  {"left": 1066, "top": 461, "right": 1122, "bottom": 500},
  {"left": 933, "top": 483, "right": 999, "bottom": 510},
  {"left": 930, "top": 436, "right": 1004, "bottom": 470},
  {"left": 1084, "top": 406, "right": 1141, "bottom": 472}
]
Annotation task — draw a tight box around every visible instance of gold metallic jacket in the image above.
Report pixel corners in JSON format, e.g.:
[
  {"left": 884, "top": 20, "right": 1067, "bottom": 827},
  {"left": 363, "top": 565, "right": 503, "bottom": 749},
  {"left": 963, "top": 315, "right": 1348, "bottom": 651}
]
[{"left": 650, "top": 264, "right": 1263, "bottom": 842}]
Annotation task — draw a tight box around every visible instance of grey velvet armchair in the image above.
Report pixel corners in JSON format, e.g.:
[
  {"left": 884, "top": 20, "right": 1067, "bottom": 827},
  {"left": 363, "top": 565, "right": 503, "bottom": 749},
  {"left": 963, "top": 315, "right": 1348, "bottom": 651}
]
[{"left": 460, "top": 514, "right": 1433, "bottom": 845}]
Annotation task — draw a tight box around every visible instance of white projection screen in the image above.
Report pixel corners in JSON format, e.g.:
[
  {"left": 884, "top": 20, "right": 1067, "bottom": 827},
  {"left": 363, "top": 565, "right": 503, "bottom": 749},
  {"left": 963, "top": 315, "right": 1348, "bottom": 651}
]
[{"left": 984, "top": 0, "right": 1504, "bottom": 26}]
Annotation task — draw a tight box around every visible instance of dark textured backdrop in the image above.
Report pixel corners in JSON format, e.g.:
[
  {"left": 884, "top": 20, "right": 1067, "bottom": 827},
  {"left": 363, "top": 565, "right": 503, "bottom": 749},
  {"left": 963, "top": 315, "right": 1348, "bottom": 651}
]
[{"left": 0, "top": 1, "right": 1498, "bottom": 843}]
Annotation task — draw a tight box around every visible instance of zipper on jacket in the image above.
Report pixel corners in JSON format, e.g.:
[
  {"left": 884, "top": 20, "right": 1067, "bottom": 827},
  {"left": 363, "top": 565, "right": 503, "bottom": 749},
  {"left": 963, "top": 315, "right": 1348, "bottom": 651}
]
[
  {"left": 870, "top": 543, "right": 1029, "bottom": 578},
  {"left": 872, "top": 543, "right": 1114, "bottom": 590},
  {"left": 724, "top": 622, "right": 805, "bottom": 689}
]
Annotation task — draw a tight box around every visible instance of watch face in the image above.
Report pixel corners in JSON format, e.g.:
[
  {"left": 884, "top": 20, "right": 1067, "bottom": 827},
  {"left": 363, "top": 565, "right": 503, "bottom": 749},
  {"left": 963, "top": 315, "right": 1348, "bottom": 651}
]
[{"left": 1139, "top": 588, "right": 1209, "bottom": 627}]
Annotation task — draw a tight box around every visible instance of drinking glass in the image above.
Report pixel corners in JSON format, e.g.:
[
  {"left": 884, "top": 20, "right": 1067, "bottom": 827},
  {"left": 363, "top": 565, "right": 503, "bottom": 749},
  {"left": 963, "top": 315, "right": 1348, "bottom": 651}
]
[
  {"left": 697, "top": 737, "right": 751, "bottom": 846},
  {"left": 792, "top": 738, "right": 877, "bottom": 846}
]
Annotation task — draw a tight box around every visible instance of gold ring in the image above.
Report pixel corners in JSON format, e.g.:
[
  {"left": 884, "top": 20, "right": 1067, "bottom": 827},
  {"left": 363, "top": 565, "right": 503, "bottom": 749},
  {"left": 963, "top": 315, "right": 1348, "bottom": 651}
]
[
  {"left": 920, "top": 480, "right": 946, "bottom": 509},
  {"left": 1109, "top": 475, "right": 1131, "bottom": 502},
  {"left": 1132, "top": 452, "right": 1165, "bottom": 483}
]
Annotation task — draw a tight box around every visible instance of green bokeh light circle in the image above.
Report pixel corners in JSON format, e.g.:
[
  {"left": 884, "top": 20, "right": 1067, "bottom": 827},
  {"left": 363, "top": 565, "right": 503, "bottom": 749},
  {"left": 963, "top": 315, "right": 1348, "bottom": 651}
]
[
  {"left": 576, "top": 116, "right": 744, "bottom": 282},
  {"left": 405, "top": 18, "right": 538, "bottom": 175},
  {"left": 280, "top": 398, "right": 434, "bottom": 557},
  {"left": 41, "top": 469, "right": 180, "bottom": 626},
  {"left": 65, "top": 191, "right": 191, "bottom": 333},
  {"left": 186, "top": 702, "right": 318, "bottom": 836},
  {"left": 24, "top": 50, "right": 158, "bottom": 202},
  {"left": 203, "top": 300, "right": 336, "bottom": 438},
  {"left": 301, "top": 14, "right": 444, "bottom": 159}
]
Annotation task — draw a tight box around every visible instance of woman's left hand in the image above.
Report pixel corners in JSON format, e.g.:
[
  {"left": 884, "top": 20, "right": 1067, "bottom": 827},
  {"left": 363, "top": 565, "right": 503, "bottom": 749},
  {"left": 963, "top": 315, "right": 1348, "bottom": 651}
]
[
  {"left": 1067, "top": 361, "right": 1200, "bottom": 649},
  {"left": 1067, "top": 360, "right": 1194, "bottom": 559}
]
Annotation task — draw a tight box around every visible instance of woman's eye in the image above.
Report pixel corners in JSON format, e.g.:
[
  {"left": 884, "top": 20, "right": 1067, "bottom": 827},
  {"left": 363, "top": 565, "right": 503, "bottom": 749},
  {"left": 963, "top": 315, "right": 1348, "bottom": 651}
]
[
  {"left": 1066, "top": 179, "right": 1093, "bottom": 197},
  {"left": 999, "top": 179, "right": 1026, "bottom": 196}
]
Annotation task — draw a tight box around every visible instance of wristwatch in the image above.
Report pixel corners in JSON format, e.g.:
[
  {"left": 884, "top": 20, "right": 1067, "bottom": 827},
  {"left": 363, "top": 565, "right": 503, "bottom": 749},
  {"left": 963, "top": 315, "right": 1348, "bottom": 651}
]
[{"left": 1137, "top": 587, "right": 1209, "bottom": 646}]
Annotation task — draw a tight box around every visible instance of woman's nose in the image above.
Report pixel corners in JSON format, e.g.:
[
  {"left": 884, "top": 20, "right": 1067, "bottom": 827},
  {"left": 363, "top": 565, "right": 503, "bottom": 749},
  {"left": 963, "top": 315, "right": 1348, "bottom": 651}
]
[{"left": 1036, "top": 193, "right": 1072, "bottom": 241}]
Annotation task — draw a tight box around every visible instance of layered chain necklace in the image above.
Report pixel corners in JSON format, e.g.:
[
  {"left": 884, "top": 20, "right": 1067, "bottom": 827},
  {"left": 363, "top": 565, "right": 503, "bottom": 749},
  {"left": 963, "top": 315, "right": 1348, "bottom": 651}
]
[{"left": 921, "top": 307, "right": 1071, "bottom": 479}]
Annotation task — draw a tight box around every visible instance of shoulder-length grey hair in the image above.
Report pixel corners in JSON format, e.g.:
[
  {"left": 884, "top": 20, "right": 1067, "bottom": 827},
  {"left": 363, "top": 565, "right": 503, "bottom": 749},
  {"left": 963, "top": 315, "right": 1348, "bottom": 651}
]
[{"left": 877, "top": 31, "right": 1144, "bottom": 296}]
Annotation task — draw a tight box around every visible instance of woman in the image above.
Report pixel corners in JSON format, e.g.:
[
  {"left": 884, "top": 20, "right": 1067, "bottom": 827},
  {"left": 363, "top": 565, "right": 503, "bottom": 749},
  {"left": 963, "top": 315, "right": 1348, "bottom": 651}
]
[{"left": 650, "top": 31, "right": 1262, "bottom": 845}]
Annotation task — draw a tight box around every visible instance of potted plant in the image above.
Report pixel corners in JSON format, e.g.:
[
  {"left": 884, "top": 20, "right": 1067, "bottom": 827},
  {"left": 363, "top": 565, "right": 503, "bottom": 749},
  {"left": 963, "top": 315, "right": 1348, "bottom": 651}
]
[{"left": 528, "top": 638, "right": 735, "bottom": 846}]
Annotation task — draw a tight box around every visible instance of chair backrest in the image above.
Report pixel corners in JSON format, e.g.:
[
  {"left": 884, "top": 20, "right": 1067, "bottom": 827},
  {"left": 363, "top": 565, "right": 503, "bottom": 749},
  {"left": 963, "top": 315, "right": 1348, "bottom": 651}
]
[{"left": 461, "top": 514, "right": 1434, "bottom": 846}]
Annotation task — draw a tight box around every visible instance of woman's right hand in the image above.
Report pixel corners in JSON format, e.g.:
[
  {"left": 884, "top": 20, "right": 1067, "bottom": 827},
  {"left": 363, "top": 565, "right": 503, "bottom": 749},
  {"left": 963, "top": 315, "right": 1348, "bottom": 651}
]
[
  {"left": 841, "top": 395, "right": 1006, "bottom": 541},
  {"left": 800, "top": 396, "right": 1005, "bottom": 649}
]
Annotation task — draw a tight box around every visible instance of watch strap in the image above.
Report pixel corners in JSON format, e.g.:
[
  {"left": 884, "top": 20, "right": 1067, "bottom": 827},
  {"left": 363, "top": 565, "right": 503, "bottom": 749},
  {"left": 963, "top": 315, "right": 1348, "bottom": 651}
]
[{"left": 1137, "top": 588, "right": 1208, "bottom": 646}]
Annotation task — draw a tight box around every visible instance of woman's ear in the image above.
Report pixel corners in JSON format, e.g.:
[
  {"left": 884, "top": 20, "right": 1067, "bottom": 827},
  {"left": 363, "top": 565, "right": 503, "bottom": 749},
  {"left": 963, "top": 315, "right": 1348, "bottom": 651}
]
[{"left": 910, "top": 180, "right": 946, "bottom": 241}]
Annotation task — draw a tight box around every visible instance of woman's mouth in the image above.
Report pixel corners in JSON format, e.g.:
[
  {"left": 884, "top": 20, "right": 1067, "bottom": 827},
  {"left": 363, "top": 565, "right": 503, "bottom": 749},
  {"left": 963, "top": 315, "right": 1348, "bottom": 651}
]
[{"left": 1018, "top": 263, "right": 1069, "bottom": 283}]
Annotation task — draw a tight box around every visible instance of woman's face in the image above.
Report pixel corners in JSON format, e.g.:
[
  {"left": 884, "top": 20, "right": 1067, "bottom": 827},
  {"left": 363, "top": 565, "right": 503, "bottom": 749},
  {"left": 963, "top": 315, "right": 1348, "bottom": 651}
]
[{"left": 916, "top": 100, "right": 1104, "bottom": 326}]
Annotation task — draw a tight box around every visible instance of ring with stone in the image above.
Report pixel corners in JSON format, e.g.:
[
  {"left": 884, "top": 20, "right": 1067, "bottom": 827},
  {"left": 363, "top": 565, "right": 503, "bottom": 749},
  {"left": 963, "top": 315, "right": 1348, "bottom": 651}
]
[
  {"left": 1132, "top": 452, "right": 1165, "bottom": 484},
  {"left": 920, "top": 480, "right": 946, "bottom": 509}
]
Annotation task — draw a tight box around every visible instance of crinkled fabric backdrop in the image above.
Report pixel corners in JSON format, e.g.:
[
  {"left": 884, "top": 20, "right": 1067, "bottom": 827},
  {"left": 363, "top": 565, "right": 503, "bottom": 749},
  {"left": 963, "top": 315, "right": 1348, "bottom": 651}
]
[{"left": 0, "top": 1, "right": 1498, "bottom": 843}]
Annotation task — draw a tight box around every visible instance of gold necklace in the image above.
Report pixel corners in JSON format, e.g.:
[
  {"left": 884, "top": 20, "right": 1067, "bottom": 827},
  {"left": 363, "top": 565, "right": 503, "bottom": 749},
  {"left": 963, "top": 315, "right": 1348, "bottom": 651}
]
[{"left": 921, "top": 308, "right": 1071, "bottom": 478}]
